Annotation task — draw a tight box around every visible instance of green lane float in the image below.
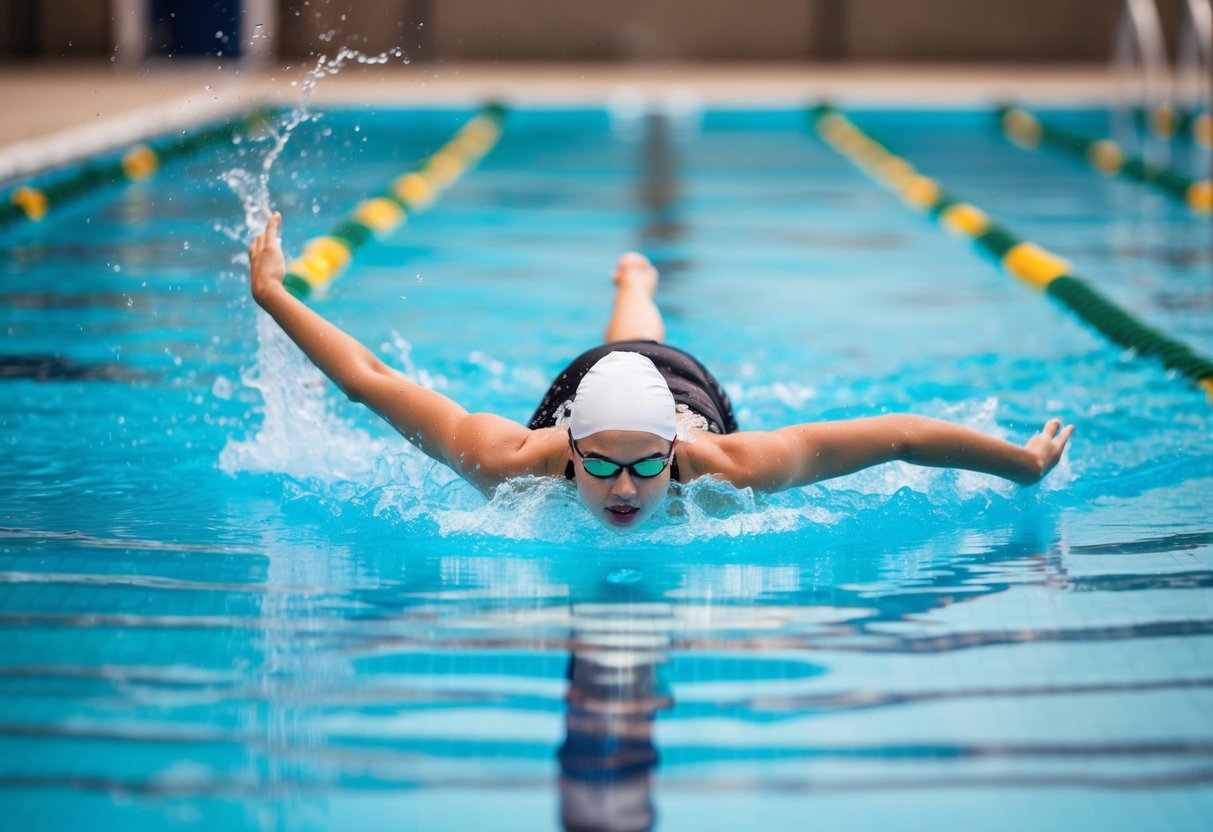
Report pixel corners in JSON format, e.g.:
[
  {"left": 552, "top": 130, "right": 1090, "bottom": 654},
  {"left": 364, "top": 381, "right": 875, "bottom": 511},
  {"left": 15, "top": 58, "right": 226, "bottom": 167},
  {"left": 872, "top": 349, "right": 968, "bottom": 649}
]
[
  {"left": 283, "top": 103, "right": 507, "bottom": 299},
  {"left": 999, "top": 105, "right": 1212, "bottom": 214},
  {"left": 811, "top": 104, "right": 1213, "bottom": 402},
  {"left": 0, "top": 107, "right": 277, "bottom": 229},
  {"left": 1132, "top": 104, "right": 1213, "bottom": 147}
]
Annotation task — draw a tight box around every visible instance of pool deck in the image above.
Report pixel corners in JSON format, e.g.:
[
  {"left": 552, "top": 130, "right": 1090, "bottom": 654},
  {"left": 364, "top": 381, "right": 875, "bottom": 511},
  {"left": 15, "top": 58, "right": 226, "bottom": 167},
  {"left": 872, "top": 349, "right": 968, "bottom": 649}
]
[{"left": 0, "top": 61, "right": 1113, "bottom": 180}]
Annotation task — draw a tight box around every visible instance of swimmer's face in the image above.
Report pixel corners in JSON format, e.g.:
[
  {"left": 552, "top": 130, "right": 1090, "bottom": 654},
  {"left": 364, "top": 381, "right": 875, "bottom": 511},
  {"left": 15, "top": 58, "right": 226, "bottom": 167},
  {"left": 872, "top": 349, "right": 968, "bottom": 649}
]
[{"left": 569, "top": 430, "right": 676, "bottom": 530}]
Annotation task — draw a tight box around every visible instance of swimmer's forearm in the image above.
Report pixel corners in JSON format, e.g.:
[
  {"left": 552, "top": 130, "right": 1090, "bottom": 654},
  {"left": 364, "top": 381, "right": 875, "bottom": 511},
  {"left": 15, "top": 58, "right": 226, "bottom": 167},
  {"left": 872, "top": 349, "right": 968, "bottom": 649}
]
[
  {"left": 253, "top": 284, "right": 471, "bottom": 460},
  {"left": 247, "top": 213, "right": 385, "bottom": 394},
  {"left": 884, "top": 415, "right": 1050, "bottom": 484},
  {"left": 774, "top": 414, "right": 1071, "bottom": 487},
  {"left": 247, "top": 214, "right": 483, "bottom": 469},
  {"left": 253, "top": 283, "right": 385, "bottom": 396}
]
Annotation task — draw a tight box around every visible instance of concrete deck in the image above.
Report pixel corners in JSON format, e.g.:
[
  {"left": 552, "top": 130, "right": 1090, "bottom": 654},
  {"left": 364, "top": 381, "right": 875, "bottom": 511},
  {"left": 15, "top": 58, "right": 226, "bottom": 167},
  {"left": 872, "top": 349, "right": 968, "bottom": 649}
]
[{"left": 1, "top": 61, "right": 1114, "bottom": 180}]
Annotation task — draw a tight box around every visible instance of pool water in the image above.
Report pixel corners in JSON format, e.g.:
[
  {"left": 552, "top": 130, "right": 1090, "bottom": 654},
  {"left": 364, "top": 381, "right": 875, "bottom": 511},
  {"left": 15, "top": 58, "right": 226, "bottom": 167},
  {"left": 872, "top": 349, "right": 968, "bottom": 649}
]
[{"left": 1, "top": 103, "right": 1212, "bottom": 831}]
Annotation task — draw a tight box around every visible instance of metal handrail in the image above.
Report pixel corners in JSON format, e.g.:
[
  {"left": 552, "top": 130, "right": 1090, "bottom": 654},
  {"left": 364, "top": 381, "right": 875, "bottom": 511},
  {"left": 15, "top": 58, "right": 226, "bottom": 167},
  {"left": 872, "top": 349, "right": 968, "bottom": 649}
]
[
  {"left": 1177, "top": 0, "right": 1213, "bottom": 159},
  {"left": 1114, "top": 0, "right": 1171, "bottom": 165}
]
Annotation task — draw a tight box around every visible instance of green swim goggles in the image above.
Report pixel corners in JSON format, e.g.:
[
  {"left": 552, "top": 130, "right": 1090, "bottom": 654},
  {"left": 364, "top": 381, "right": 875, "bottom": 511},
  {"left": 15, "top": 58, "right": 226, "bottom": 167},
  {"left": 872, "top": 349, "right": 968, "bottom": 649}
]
[{"left": 570, "top": 438, "right": 674, "bottom": 479}]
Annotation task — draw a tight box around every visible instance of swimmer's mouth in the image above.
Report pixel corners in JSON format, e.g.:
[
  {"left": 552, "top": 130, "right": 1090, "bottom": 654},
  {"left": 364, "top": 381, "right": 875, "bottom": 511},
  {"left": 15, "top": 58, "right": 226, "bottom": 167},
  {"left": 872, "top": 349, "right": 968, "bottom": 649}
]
[{"left": 605, "top": 505, "right": 640, "bottom": 525}]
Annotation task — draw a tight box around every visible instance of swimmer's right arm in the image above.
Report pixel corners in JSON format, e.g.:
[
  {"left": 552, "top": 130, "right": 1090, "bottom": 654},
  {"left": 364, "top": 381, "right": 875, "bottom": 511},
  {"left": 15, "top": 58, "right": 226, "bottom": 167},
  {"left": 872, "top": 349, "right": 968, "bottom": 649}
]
[{"left": 248, "top": 214, "right": 559, "bottom": 491}]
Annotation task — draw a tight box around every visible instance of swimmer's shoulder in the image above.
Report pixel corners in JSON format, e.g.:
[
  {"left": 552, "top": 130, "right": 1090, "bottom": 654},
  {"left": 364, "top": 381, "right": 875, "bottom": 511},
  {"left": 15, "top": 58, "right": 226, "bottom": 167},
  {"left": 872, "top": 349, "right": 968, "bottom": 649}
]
[
  {"left": 677, "top": 429, "right": 785, "bottom": 488},
  {"left": 524, "top": 425, "right": 574, "bottom": 479},
  {"left": 676, "top": 430, "right": 734, "bottom": 483},
  {"left": 453, "top": 420, "right": 569, "bottom": 489}
]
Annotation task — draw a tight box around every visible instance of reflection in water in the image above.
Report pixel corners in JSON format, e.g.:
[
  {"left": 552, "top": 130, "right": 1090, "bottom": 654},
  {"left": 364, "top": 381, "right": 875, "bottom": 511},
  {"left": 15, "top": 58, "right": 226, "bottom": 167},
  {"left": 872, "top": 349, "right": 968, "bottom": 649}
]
[
  {"left": 544, "top": 528, "right": 1065, "bottom": 829},
  {"left": 4, "top": 506, "right": 1213, "bottom": 824},
  {"left": 560, "top": 601, "right": 673, "bottom": 832},
  {"left": 636, "top": 111, "right": 690, "bottom": 283}
]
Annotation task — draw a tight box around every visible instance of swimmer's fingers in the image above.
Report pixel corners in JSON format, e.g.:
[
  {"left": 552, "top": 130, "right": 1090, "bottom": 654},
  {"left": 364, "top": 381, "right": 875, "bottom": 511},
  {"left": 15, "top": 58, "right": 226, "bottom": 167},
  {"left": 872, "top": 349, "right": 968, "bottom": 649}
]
[
  {"left": 1026, "top": 419, "right": 1074, "bottom": 481},
  {"left": 248, "top": 213, "right": 281, "bottom": 254},
  {"left": 248, "top": 213, "right": 287, "bottom": 299},
  {"left": 1055, "top": 422, "right": 1075, "bottom": 450},
  {"left": 1041, "top": 418, "right": 1074, "bottom": 447},
  {"left": 265, "top": 212, "right": 282, "bottom": 245}
]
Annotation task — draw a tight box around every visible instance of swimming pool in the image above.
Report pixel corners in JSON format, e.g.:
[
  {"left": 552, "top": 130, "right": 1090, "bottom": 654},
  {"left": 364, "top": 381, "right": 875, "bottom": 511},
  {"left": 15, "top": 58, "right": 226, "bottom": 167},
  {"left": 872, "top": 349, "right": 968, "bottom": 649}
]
[{"left": 2, "top": 101, "right": 1211, "bottom": 831}]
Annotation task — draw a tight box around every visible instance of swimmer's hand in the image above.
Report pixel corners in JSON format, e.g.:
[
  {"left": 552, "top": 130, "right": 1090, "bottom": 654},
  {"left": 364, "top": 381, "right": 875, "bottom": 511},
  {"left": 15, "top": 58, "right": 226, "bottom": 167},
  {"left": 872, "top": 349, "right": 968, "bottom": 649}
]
[
  {"left": 248, "top": 212, "right": 286, "bottom": 303},
  {"left": 1020, "top": 418, "right": 1074, "bottom": 484}
]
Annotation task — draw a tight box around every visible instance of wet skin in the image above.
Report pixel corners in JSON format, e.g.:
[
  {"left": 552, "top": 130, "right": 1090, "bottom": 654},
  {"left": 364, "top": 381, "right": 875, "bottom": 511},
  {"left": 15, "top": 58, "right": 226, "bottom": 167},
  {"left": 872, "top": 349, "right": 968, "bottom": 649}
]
[{"left": 569, "top": 430, "right": 677, "bottom": 530}]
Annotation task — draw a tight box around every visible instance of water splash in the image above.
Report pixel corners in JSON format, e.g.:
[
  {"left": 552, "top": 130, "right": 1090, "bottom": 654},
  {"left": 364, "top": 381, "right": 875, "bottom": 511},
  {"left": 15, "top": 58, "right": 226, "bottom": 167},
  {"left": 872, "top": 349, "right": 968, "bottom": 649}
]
[
  {"left": 220, "top": 46, "right": 407, "bottom": 484},
  {"left": 221, "top": 45, "right": 407, "bottom": 239},
  {"left": 218, "top": 313, "right": 386, "bottom": 482},
  {"left": 360, "top": 405, "right": 1046, "bottom": 546}
]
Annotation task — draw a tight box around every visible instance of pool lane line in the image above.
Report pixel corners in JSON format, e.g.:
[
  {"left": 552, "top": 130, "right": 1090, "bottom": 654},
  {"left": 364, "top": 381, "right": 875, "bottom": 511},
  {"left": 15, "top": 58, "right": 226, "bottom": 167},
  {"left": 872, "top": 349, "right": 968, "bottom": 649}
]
[
  {"left": 282, "top": 103, "right": 507, "bottom": 300},
  {"left": 998, "top": 106, "right": 1212, "bottom": 214},
  {"left": 0, "top": 107, "right": 278, "bottom": 230},
  {"left": 810, "top": 104, "right": 1213, "bottom": 402},
  {"left": 1187, "top": 112, "right": 1213, "bottom": 148},
  {"left": 1132, "top": 105, "right": 1213, "bottom": 147}
]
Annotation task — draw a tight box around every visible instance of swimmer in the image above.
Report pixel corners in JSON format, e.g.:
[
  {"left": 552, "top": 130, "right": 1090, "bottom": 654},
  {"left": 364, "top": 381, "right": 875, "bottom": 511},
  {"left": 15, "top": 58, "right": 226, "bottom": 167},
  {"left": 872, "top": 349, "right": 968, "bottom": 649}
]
[{"left": 248, "top": 213, "right": 1074, "bottom": 530}]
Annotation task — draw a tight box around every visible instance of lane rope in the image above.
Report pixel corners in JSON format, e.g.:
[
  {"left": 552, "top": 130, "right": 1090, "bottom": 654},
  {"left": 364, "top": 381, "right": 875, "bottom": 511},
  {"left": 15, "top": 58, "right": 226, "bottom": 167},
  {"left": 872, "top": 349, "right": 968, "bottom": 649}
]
[
  {"left": 0, "top": 107, "right": 277, "bottom": 229},
  {"left": 283, "top": 103, "right": 507, "bottom": 299},
  {"left": 811, "top": 104, "right": 1213, "bottom": 402},
  {"left": 1132, "top": 105, "right": 1213, "bottom": 147},
  {"left": 998, "top": 105, "right": 1212, "bottom": 214}
]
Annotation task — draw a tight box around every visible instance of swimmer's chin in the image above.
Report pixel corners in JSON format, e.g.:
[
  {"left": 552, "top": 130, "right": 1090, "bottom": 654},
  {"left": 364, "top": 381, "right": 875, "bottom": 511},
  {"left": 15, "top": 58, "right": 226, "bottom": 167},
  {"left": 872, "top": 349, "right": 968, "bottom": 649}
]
[{"left": 487, "top": 476, "right": 673, "bottom": 532}]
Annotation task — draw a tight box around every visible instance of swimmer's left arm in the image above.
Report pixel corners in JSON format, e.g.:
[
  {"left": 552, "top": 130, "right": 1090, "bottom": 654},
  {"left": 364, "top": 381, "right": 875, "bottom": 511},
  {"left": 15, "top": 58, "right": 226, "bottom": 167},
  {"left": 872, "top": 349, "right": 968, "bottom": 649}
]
[{"left": 695, "top": 415, "right": 1073, "bottom": 490}]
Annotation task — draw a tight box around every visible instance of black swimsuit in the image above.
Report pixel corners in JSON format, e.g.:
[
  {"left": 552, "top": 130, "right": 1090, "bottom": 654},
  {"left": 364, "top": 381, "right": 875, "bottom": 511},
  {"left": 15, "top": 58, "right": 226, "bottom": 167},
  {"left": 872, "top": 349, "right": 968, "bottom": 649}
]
[{"left": 527, "top": 341, "right": 739, "bottom": 483}]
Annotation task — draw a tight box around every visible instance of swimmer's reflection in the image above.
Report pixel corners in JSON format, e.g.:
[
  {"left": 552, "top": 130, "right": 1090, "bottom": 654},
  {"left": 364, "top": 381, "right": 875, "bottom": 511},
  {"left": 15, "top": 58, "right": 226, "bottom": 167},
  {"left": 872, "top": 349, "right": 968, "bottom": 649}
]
[{"left": 558, "top": 602, "right": 674, "bottom": 832}]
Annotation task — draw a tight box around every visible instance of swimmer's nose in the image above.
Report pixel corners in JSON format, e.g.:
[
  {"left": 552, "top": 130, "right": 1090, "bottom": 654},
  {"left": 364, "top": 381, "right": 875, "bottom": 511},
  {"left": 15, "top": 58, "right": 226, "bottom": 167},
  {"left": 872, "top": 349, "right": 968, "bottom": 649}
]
[{"left": 611, "top": 471, "right": 638, "bottom": 499}]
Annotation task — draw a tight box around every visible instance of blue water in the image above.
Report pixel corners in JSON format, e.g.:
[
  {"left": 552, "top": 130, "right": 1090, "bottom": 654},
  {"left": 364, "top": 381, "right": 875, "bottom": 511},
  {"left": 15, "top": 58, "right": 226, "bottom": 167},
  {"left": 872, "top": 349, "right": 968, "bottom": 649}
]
[{"left": 1, "top": 104, "right": 1211, "bottom": 831}]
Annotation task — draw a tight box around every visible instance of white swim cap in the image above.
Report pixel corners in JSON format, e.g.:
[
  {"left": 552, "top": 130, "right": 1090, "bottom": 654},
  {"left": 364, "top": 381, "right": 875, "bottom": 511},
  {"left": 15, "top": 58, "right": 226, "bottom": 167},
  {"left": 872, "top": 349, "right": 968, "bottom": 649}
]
[{"left": 569, "top": 352, "right": 677, "bottom": 441}]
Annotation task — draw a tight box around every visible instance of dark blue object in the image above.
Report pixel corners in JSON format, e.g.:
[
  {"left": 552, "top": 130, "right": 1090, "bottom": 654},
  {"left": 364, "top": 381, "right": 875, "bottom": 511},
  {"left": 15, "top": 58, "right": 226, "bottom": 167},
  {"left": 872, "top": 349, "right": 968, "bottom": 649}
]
[{"left": 149, "top": 0, "right": 242, "bottom": 58}]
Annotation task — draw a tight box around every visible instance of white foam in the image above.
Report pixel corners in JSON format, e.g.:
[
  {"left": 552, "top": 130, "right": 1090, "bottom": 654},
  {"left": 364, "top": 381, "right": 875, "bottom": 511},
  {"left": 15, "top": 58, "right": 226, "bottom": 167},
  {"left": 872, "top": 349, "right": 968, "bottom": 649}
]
[
  {"left": 218, "top": 313, "right": 385, "bottom": 482},
  {"left": 223, "top": 381, "right": 1043, "bottom": 544},
  {"left": 219, "top": 47, "right": 411, "bottom": 485}
]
